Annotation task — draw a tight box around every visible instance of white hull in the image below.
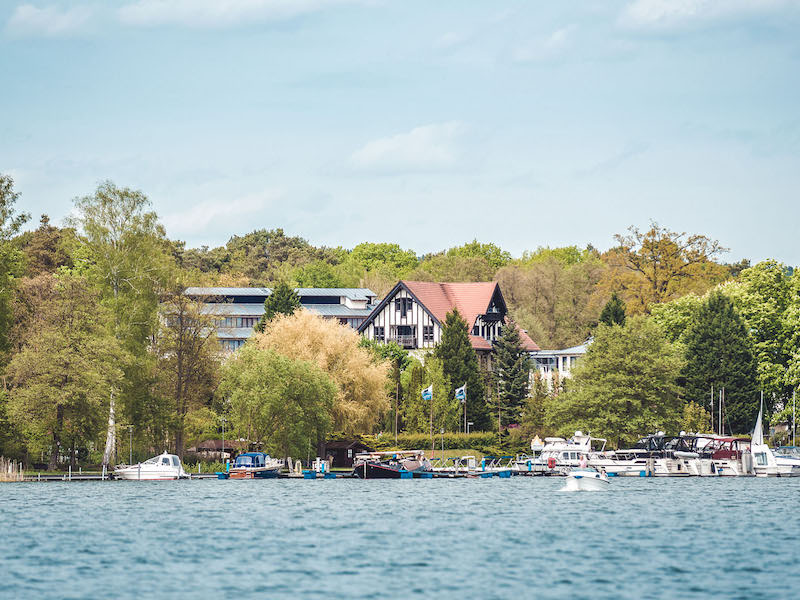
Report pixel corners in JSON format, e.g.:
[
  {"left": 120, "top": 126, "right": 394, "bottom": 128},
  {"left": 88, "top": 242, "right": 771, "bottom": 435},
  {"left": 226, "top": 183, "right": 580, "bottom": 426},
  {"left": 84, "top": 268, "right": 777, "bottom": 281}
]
[
  {"left": 114, "top": 452, "right": 187, "bottom": 481},
  {"left": 753, "top": 445, "right": 800, "bottom": 477},
  {"left": 562, "top": 469, "right": 609, "bottom": 491}
]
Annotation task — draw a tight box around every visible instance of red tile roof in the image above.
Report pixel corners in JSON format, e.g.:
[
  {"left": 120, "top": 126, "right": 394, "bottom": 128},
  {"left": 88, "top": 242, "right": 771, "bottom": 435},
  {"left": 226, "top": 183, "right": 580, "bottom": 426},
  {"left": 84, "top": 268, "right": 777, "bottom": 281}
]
[{"left": 402, "top": 281, "right": 539, "bottom": 352}]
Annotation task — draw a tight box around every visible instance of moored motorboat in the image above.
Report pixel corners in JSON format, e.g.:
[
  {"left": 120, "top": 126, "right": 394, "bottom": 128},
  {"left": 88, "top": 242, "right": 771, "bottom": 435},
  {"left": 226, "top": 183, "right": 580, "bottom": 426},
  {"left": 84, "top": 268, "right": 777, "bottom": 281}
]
[
  {"left": 352, "top": 450, "right": 432, "bottom": 479},
  {"left": 562, "top": 467, "right": 609, "bottom": 491},
  {"left": 224, "top": 452, "right": 283, "bottom": 479},
  {"left": 114, "top": 452, "right": 188, "bottom": 480}
]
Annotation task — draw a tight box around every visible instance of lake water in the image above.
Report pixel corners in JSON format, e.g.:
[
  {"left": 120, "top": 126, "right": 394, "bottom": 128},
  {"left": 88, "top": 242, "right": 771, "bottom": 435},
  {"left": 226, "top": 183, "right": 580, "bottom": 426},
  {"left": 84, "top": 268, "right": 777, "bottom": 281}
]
[{"left": 1, "top": 476, "right": 798, "bottom": 599}]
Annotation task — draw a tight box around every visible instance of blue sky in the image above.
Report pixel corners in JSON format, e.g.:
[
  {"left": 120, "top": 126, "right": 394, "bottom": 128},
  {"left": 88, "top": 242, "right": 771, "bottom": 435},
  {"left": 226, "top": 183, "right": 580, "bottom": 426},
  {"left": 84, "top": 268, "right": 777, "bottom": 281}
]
[{"left": 2, "top": 1, "right": 799, "bottom": 264}]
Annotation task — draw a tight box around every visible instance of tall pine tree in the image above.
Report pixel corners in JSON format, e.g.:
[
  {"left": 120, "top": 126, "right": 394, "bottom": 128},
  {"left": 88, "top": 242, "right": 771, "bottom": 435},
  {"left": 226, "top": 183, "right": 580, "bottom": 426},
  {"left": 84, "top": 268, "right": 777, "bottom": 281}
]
[
  {"left": 433, "top": 309, "right": 490, "bottom": 430},
  {"left": 256, "top": 281, "right": 301, "bottom": 331},
  {"left": 599, "top": 292, "right": 626, "bottom": 326},
  {"left": 683, "top": 291, "right": 759, "bottom": 433},
  {"left": 492, "top": 319, "right": 531, "bottom": 427}
]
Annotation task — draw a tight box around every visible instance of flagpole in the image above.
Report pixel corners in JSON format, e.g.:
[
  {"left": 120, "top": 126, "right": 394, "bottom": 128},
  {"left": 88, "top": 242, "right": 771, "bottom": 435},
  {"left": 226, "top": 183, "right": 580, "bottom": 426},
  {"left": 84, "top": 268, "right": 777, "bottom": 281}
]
[
  {"left": 430, "top": 386, "right": 434, "bottom": 457},
  {"left": 464, "top": 383, "right": 467, "bottom": 436}
]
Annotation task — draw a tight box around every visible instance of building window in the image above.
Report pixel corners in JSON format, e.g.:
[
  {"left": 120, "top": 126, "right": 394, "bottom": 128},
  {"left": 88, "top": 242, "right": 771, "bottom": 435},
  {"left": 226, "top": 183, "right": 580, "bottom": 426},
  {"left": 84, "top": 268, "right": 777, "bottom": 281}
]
[
  {"left": 374, "top": 326, "right": 385, "bottom": 341},
  {"left": 472, "top": 325, "right": 479, "bottom": 336},
  {"left": 423, "top": 325, "right": 434, "bottom": 343},
  {"left": 394, "top": 297, "right": 413, "bottom": 317}
]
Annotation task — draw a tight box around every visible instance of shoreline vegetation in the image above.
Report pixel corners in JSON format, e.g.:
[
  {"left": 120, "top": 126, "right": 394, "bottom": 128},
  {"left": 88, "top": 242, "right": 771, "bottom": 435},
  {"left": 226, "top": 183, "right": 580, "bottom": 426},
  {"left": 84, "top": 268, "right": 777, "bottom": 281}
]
[{"left": 1, "top": 175, "right": 799, "bottom": 473}]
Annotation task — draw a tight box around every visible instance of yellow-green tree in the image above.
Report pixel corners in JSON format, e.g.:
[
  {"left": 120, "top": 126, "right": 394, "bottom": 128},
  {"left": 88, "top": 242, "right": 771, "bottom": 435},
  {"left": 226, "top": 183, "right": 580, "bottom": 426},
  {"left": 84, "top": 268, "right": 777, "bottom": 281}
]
[{"left": 252, "top": 310, "right": 390, "bottom": 433}]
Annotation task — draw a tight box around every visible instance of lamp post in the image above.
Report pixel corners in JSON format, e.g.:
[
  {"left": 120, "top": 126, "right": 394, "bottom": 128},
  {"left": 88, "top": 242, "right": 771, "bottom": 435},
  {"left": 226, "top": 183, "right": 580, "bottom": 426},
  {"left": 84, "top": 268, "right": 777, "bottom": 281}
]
[{"left": 467, "top": 421, "right": 474, "bottom": 434}]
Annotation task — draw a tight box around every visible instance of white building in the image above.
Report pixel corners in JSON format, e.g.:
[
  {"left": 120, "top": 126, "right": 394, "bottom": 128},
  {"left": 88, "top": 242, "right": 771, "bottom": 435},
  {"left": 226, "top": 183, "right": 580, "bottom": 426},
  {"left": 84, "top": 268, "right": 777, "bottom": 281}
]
[
  {"left": 529, "top": 339, "right": 591, "bottom": 387},
  {"left": 185, "top": 287, "right": 377, "bottom": 352}
]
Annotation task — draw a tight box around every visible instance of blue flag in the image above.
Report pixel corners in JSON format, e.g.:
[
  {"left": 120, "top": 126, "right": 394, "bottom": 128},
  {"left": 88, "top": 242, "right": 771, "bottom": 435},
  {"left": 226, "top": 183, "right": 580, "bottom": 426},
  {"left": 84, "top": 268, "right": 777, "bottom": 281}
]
[
  {"left": 455, "top": 384, "right": 466, "bottom": 401},
  {"left": 421, "top": 385, "right": 433, "bottom": 401}
]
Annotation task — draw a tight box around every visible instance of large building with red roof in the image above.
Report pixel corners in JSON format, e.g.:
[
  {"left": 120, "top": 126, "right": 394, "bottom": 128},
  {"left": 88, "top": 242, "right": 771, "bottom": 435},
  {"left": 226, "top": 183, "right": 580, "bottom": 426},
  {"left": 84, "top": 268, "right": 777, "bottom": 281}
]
[{"left": 357, "top": 281, "right": 539, "bottom": 365}]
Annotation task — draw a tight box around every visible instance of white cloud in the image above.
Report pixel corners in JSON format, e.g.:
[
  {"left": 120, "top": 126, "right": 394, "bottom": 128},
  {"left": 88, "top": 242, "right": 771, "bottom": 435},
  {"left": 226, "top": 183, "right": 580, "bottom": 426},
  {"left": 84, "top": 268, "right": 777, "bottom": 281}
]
[
  {"left": 118, "top": 0, "right": 349, "bottom": 28},
  {"left": 619, "top": 0, "right": 800, "bottom": 30},
  {"left": 162, "top": 189, "right": 281, "bottom": 236},
  {"left": 350, "top": 122, "right": 466, "bottom": 174},
  {"left": 5, "top": 4, "right": 93, "bottom": 37},
  {"left": 512, "top": 25, "right": 577, "bottom": 63}
]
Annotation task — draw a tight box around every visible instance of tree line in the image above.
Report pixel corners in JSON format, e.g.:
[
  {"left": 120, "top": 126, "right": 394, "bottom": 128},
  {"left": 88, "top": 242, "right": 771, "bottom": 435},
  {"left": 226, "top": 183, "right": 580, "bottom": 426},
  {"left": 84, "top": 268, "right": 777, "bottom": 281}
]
[{"left": 0, "top": 174, "right": 796, "bottom": 467}]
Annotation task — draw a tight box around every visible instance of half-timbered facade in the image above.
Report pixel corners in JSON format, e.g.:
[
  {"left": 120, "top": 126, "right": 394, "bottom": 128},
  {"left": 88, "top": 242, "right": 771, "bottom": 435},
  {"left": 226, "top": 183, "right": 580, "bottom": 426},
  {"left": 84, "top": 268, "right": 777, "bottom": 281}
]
[{"left": 357, "top": 281, "right": 539, "bottom": 362}]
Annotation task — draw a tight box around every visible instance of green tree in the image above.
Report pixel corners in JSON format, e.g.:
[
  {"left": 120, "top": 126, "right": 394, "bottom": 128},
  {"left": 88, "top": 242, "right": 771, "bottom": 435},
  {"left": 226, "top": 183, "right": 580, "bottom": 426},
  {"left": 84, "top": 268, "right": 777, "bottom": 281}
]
[
  {"left": 155, "top": 283, "right": 220, "bottom": 458},
  {"left": 520, "top": 371, "right": 549, "bottom": 436},
  {"left": 649, "top": 293, "right": 703, "bottom": 345},
  {"left": 69, "top": 181, "right": 172, "bottom": 466},
  {"left": 599, "top": 292, "right": 626, "bottom": 327},
  {"left": 444, "top": 239, "right": 511, "bottom": 270},
  {"left": 0, "top": 175, "right": 30, "bottom": 363},
  {"left": 434, "top": 308, "right": 490, "bottom": 430},
  {"left": 348, "top": 242, "right": 418, "bottom": 274},
  {"left": 683, "top": 291, "right": 759, "bottom": 433},
  {"left": 492, "top": 319, "right": 531, "bottom": 427},
  {"left": 548, "top": 317, "right": 684, "bottom": 447},
  {"left": 724, "top": 260, "right": 792, "bottom": 401},
  {"left": 7, "top": 275, "right": 125, "bottom": 469},
  {"left": 399, "top": 356, "right": 455, "bottom": 434},
  {"left": 256, "top": 281, "right": 301, "bottom": 331},
  {"left": 218, "top": 345, "right": 336, "bottom": 459}
]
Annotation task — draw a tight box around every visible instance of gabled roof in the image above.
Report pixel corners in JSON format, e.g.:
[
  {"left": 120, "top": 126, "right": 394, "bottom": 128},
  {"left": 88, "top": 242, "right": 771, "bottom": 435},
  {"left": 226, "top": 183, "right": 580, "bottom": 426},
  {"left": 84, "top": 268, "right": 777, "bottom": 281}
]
[{"left": 358, "top": 280, "right": 539, "bottom": 351}]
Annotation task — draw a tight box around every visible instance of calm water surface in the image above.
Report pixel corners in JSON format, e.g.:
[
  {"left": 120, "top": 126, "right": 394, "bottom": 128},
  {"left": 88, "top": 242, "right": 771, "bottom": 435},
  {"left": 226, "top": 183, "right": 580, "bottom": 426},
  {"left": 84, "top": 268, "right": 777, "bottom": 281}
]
[{"left": 1, "top": 477, "right": 798, "bottom": 599}]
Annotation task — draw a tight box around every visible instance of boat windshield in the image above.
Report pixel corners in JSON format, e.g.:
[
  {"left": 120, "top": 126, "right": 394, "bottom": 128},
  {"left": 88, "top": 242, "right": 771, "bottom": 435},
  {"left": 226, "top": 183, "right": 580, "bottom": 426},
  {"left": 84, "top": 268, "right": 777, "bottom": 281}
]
[
  {"left": 235, "top": 456, "right": 254, "bottom": 467},
  {"left": 171, "top": 456, "right": 180, "bottom": 467},
  {"left": 776, "top": 447, "right": 800, "bottom": 457}
]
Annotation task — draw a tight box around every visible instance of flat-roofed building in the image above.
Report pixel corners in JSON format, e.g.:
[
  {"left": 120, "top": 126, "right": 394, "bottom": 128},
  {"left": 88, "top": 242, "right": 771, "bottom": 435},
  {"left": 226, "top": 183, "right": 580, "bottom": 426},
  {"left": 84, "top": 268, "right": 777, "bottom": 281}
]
[{"left": 185, "top": 287, "right": 378, "bottom": 352}]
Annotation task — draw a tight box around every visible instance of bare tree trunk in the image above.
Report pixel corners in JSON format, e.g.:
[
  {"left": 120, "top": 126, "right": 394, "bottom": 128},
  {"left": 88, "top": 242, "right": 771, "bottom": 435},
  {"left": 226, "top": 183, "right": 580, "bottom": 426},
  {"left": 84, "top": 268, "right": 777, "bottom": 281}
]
[{"left": 103, "top": 390, "right": 116, "bottom": 467}]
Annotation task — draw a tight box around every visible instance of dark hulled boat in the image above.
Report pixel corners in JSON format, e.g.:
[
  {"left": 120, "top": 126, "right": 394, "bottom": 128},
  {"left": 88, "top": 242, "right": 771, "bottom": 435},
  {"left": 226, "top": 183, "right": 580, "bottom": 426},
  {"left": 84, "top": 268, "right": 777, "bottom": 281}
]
[{"left": 352, "top": 451, "right": 432, "bottom": 479}]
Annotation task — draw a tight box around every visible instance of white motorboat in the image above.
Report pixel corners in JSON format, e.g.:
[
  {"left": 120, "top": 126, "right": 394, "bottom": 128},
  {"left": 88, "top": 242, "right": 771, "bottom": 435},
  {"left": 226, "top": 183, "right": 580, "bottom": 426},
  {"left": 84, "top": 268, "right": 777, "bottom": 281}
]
[
  {"left": 562, "top": 468, "right": 609, "bottom": 491},
  {"left": 114, "top": 452, "right": 188, "bottom": 480},
  {"left": 535, "top": 431, "right": 606, "bottom": 473}
]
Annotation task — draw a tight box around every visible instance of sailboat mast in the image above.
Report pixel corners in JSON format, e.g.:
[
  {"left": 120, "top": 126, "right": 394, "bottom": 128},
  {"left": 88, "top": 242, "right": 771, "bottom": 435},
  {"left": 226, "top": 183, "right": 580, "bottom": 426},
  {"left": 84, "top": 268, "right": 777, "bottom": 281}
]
[
  {"left": 711, "top": 385, "right": 714, "bottom": 435},
  {"left": 793, "top": 389, "right": 796, "bottom": 447}
]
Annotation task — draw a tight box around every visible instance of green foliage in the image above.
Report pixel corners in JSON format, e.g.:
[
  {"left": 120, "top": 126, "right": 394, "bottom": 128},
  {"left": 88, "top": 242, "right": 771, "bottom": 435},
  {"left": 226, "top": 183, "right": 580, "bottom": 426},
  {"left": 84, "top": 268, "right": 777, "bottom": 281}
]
[
  {"left": 6, "top": 275, "right": 126, "bottom": 469},
  {"left": 400, "top": 355, "right": 455, "bottom": 433},
  {"left": 521, "top": 245, "right": 593, "bottom": 266},
  {"left": 256, "top": 281, "right": 301, "bottom": 331},
  {"left": 358, "top": 338, "right": 411, "bottom": 371},
  {"left": 0, "top": 175, "right": 30, "bottom": 362},
  {"left": 434, "top": 309, "right": 490, "bottom": 430},
  {"left": 724, "top": 260, "right": 792, "bottom": 400},
  {"left": 650, "top": 293, "right": 703, "bottom": 344},
  {"left": 492, "top": 319, "right": 531, "bottom": 426},
  {"left": 349, "top": 242, "right": 418, "bottom": 274},
  {"left": 548, "top": 316, "right": 685, "bottom": 447},
  {"left": 69, "top": 181, "right": 173, "bottom": 464},
  {"left": 681, "top": 401, "right": 711, "bottom": 434},
  {"left": 444, "top": 240, "right": 511, "bottom": 270},
  {"left": 599, "top": 292, "right": 626, "bottom": 327},
  {"left": 218, "top": 345, "right": 336, "bottom": 459},
  {"left": 519, "top": 372, "right": 549, "bottom": 436},
  {"left": 14, "top": 215, "right": 74, "bottom": 277},
  {"left": 682, "top": 290, "right": 759, "bottom": 433}
]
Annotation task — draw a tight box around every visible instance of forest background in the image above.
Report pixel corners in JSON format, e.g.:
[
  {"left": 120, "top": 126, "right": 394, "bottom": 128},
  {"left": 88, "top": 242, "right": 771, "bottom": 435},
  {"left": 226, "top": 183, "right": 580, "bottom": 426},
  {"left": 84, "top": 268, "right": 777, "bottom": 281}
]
[{"left": 1, "top": 174, "right": 798, "bottom": 469}]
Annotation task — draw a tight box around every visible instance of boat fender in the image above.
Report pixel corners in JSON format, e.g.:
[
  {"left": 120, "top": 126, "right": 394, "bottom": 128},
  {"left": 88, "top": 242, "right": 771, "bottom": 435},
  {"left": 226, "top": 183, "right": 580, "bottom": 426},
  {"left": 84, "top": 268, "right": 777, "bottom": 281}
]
[{"left": 547, "top": 457, "right": 556, "bottom": 469}]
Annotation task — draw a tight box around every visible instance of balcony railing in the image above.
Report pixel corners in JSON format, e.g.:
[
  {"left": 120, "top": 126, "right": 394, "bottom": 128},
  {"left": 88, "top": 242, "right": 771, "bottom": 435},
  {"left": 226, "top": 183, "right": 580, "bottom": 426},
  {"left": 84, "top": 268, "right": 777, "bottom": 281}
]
[{"left": 389, "top": 334, "right": 417, "bottom": 349}]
